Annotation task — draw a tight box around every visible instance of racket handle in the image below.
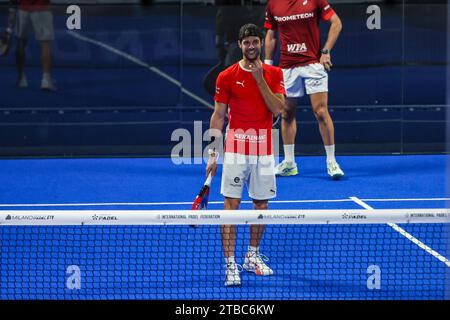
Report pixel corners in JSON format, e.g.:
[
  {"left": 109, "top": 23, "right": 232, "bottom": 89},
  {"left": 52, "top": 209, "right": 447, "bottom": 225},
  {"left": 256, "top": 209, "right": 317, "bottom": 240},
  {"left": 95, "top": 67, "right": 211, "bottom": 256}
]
[{"left": 205, "top": 172, "right": 213, "bottom": 187}]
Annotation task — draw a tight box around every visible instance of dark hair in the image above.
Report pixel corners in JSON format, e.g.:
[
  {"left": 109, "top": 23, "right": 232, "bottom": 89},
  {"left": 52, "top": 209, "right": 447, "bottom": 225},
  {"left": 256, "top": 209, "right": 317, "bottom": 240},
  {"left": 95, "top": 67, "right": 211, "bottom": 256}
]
[{"left": 238, "top": 23, "right": 263, "bottom": 42}]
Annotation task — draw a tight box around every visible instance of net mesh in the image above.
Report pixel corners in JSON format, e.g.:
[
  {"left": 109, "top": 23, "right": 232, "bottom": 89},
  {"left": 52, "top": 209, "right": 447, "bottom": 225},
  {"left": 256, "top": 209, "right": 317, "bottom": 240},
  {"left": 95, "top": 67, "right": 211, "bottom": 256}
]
[{"left": 1, "top": 209, "right": 449, "bottom": 300}]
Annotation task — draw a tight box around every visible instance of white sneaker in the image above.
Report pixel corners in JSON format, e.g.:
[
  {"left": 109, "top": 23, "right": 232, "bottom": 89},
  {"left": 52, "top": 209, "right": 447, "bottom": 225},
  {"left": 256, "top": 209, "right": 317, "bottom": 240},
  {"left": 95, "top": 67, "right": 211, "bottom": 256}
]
[
  {"left": 327, "top": 160, "right": 344, "bottom": 180},
  {"left": 40, "top": 76, "right": 57, "bottom": 91},
  {"left": 224, "top": 262, "right": 241, "bottom": 286},
  {"left": 17, "top": 74, "right": 28, "bottom": 88},
  {"left": 242, "top": 251, "right": 273, "bottom": 276},
  {"left": 275, "top": 160, "right": 298, "bottom": 177}
]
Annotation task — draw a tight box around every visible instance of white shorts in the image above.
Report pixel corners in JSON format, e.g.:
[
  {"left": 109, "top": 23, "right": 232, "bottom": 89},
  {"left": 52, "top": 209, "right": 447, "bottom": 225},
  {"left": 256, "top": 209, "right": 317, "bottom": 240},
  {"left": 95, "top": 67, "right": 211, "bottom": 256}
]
[
  {"left": 220, "top": 153, "right": 276, "bottom": 200},
  {"left": 282, "top": 63, "right": 328, "bottom": 98},
  {"left": 17, "top": 10, "right": 54, "bottom": 41}
]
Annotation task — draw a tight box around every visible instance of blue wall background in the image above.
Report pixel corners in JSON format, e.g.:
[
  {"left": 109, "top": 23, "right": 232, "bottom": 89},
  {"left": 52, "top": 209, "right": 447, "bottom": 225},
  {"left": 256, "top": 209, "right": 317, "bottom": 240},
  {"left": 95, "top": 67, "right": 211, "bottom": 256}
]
[{"left": 0, "top": 3, "right": 447, "bottom": 156}]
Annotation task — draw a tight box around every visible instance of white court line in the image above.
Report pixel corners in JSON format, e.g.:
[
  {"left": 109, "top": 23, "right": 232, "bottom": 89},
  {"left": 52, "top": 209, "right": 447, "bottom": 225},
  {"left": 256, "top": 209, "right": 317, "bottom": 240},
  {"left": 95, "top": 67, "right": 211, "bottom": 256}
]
[
  {"left": 361, "top": 198, "right": 450, "bottom": 202},
  {"left": 0, "top": 197, "right": 447, "bottom": 208},
  {"left": 0, "top": 199, "right": 353, "bottom": 207},
  {"left": 350, "top": 196, "right": 450, "bottom": 268},
  {"left": 67, "top": 31, "right": 213, "bottom": 110}
]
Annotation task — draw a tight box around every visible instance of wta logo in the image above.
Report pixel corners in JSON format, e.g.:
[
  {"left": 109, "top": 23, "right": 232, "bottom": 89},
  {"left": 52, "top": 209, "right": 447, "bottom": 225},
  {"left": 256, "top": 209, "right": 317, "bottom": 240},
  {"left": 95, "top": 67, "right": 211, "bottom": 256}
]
[{"left": 287, "top": 43, "right": 307, "bottom": 53}]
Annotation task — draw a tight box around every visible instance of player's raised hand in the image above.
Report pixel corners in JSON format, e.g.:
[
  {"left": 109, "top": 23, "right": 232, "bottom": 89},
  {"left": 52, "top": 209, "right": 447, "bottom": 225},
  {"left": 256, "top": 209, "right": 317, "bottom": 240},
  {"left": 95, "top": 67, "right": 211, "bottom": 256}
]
[{"left": 249, "top": 60, "right": 264, "bottom": 84}]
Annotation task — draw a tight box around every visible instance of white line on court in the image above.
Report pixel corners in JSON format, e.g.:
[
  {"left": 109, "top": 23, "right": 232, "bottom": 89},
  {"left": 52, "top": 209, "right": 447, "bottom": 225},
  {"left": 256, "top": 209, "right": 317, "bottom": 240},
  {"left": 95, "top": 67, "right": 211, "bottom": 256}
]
[
  {"left": 0, "top": 197, "right": 447, "bottom": 207},
  {"left": 0, "top": 199, "right": 353, "bottom": 207},
  {"left": 360, "top": 198, "right": 450, "bottom": 202},
  {"left": 67, "top": 31, "right": 213, "bottom": 110},
  {"left": 350, "top": 196, "right": 450, "bottom": 268}
]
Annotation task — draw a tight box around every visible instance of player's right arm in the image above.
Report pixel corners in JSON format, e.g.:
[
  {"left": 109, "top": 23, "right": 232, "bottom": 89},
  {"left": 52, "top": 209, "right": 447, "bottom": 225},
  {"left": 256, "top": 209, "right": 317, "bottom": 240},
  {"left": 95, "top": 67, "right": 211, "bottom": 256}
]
[
  {"left": 264, "top": 29, "right": 277, "bottom": 65},
  {"left": 210, "top": 101, "right": 227, "bottom": 136},
  {"left": 206, "top": 101, "right": 227, "bottom": 177}
]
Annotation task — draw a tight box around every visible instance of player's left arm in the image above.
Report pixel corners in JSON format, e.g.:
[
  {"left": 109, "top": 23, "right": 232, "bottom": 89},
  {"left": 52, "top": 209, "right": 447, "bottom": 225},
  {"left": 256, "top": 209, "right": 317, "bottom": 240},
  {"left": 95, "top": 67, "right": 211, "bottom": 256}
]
[
  {"left": 249, "top": 61, "right": 284, "bottom": 117},
  {"left": 321, "top": 13, "right": 343, "bottom": 71}
]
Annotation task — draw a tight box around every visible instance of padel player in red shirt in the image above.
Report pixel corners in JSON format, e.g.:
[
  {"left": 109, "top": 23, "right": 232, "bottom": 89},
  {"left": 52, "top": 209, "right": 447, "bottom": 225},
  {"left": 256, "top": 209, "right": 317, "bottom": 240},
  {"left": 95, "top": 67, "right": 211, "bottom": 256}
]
[
  {"left": 206, "top": 23, "right": 285, "bottom": 287},
  {"left": 265, "top": 0, "right": 344, "bottom": 179}
]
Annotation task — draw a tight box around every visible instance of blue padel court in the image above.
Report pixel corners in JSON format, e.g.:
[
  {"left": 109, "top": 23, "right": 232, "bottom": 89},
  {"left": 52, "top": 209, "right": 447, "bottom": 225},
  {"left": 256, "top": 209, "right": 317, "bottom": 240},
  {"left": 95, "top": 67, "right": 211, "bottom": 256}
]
[{"left": 0, "top": 155, "right": 449, "bottom": 300}]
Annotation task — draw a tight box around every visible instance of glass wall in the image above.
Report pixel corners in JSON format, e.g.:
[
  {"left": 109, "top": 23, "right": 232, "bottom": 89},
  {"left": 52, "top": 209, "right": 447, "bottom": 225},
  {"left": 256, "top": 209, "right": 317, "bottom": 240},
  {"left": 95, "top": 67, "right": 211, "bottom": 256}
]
[{"left": 0, "top": 0, "right": 447, "bottom": 156}]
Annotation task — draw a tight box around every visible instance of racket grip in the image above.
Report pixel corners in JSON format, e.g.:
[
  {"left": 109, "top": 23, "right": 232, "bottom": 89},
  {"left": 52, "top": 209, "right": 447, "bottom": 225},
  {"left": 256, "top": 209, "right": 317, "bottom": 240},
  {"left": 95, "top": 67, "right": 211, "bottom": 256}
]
[{"left": 205, "top": 172, "right": 213, "bottom": 186}]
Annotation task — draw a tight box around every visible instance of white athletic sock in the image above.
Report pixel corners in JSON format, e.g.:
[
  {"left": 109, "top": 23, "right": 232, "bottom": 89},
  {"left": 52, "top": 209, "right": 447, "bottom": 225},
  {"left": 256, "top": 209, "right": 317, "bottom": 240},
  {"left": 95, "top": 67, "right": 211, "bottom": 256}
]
[
  {"left": 225, "top": 256, "right": 236, "bottom": 265},
  {"left": 42, "top": 73, "right": 51, "bottom": 81},
  {"left": 248, "top": 246, "right": 259, "bottom": 253},
  {"left": 325, "top": 145, "right": 336, "bottom": 162},
  {"left": 283, "top": 144, "right": 295, "bottom": 164}
]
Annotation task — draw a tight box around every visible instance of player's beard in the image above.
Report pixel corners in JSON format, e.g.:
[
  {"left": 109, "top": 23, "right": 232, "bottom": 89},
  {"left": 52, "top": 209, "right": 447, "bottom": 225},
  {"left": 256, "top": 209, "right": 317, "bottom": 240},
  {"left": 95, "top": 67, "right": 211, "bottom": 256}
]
[{"left": 244, "top": 47, "right": 260, "bottom": 62}]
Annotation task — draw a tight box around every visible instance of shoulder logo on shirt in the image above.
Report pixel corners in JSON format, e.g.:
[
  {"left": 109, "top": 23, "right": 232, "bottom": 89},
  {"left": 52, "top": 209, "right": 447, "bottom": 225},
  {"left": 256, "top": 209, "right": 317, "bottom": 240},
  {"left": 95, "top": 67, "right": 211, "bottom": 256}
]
[
  {"left": 236, "top": 80, "right": 245, "bottom": 88},
  {"left": 324, "top": 5, "right": 330, "bottom": 10},
  {"left": 215, "top": 86, "right": 220, "bottom": 94},
  {"left": 287, "top": 43, "right": 307, "bottom": 53}
]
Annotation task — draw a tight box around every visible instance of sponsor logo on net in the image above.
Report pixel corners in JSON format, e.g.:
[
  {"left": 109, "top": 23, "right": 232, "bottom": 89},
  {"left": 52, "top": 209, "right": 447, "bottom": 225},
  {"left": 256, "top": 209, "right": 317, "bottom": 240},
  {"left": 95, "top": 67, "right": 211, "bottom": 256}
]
[
  {"left": 158, "top": 213, "right": 221, "bottom": 220},
  {"left": 258, "top": 213, "right": 306, "bottom": 220},
  {"left": 341, "top": 213, "right": 367, "bottom": 220},
  {"left": 408, "top": 212, "right": 448, "bottom": 218},
  {"left": 5, "top": 214, "right": 55, "bottom": 221},
  {"left": 92, "top": 214, "right": 118, "bottom": 221}
]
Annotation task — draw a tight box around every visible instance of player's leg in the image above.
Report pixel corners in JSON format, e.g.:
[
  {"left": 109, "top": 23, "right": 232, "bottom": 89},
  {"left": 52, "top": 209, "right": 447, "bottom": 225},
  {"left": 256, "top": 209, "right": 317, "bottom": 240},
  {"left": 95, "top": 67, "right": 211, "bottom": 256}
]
[
  {"left": 222, "top": 197, "right": 242, "bottom": 287},
  {"left": 249, "top": 200, "right": 267, "bottom": 249},
  {"left": 222, "top": 197, "right": 240, "bottom": 261},
  {"left": 40, "top": 41, "right": 51, "bottom": 77},
  {"left": 275, "top": 67, "right": 304, "bottom": 176},
  {"left": 280, "top": 98, "right": 298, "bottom": 167},
  {"left": 220, "top": 152, "right": 247, "bottom": 286},
  {"left": 16, "top": 10, "right": 30, "bottom": 88},
  {"left": 244, "top": 155, "right": 274, "bottom": 275},
  {"left": 310, "top": 92, "right": 334, "bottom": 146},
  {"left": 31, "top": 11, "right": 56, "bottom": 91},
  {"left": 16, "top": 38, "right": 27, "bottom": 87},
  {"left": 305, "top": 63, "right": 344, "bottom": 179}
]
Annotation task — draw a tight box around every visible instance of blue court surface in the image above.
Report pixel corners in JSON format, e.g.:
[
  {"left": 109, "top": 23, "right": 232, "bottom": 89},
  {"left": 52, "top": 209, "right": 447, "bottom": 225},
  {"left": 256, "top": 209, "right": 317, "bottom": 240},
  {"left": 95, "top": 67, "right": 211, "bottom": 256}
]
[{"left": 0, "top": 154, "right": 449, "bottom": 300}]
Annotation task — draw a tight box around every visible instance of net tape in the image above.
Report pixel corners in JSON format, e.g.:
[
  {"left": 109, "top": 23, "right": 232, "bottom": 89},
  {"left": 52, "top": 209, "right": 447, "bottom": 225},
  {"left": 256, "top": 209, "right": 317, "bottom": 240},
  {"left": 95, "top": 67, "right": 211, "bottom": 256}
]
[{"left": 1, "top": 208, "right": 449, "bottom": 226}]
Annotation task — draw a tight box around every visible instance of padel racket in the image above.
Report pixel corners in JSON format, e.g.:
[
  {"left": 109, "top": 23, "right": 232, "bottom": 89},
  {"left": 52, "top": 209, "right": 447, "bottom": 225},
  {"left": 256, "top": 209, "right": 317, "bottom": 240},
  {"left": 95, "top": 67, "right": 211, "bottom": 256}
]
[
  {"left": 190, "top": 173, "right": 213, "bottom": 228},
  {"left": 192, "top": 172, "right": 213, "bottom": 211}
]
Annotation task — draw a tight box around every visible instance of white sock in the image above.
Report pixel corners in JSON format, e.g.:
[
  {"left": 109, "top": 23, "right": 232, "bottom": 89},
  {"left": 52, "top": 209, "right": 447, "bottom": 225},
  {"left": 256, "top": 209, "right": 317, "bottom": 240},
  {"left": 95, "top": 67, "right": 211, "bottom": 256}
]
[
  {"left": 283, "top": 144, "right": 295, "bottom": 163},
  {"left": 325, "top": 145, "right": 336, "bottom": 162},
  {"left": 42, "top": 73, "right": 51, "bottom": 81},
  {"left": 225, "top": 256, "right": 236, "bottom": 265},
  {"left": 248, "top": 246, "right": 259, "bottom": 253}
]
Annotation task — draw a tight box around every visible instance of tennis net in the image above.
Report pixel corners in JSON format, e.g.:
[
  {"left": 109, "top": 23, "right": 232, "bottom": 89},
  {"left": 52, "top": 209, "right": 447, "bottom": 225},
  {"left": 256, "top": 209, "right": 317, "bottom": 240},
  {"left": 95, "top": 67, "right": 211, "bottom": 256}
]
[{"left": 1, "top": 209, "right": 449, "bottom": 300}]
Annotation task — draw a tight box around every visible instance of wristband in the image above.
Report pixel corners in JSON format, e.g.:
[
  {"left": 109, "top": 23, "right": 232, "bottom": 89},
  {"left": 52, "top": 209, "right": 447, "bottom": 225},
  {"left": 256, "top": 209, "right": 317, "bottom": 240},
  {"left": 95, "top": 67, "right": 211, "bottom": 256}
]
[{"left": 264, "top": 59, "right": 273, "bottom": 65}]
